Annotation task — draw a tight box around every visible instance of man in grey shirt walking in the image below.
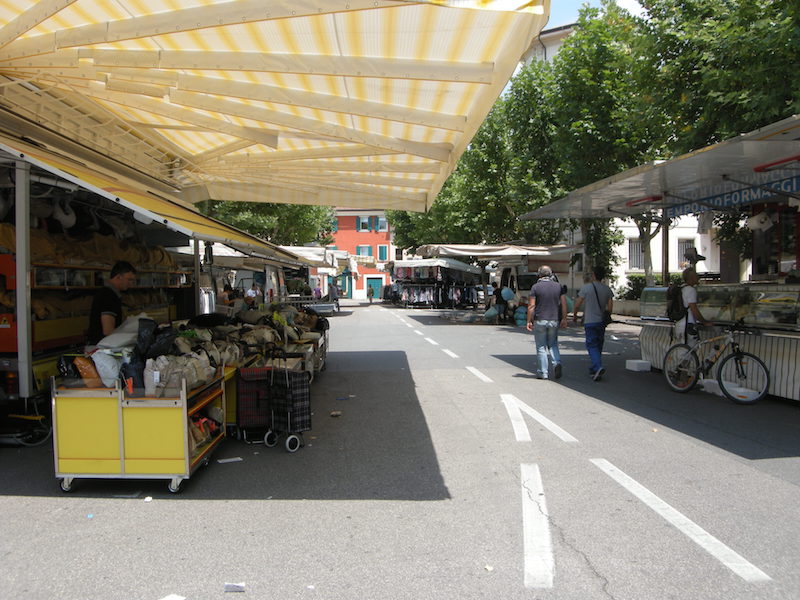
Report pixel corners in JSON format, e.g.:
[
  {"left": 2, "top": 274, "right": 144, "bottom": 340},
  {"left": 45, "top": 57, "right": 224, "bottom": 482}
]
[
  {"left": 526, "top": 266, "right": 567, "bottom": 379},
  {"left": 572, "top": 265, "right": 614, "bottom": 381}
]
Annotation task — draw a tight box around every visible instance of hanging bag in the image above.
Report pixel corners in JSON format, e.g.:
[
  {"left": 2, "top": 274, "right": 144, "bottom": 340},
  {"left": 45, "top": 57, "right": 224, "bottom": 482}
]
[{"left": 592, "top": 283, "right": 613, "bottom": 326}]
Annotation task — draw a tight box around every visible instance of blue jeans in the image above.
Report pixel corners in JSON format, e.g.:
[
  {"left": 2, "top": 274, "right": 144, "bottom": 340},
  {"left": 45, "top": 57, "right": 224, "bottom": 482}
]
[
  {"left": 584, "top": 322, "right": 606, "bottom": 373},
  {"left": 533, "top": 320, "right": 561, "bottom": 378}
]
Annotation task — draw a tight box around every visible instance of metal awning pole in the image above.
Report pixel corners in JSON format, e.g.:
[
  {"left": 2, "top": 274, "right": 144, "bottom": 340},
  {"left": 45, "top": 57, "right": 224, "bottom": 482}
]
[
  {"left": 14, "top": 160, "right": 33, "bottom": 399},
  {"left": 661, "top": 210, "right": 670, "bottom": 284},
  {"left": 193, "top": 238, "right": 201, "bottom": 315}
]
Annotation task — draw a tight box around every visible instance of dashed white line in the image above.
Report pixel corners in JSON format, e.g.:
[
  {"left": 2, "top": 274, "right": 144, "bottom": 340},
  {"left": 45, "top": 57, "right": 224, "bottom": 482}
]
[
  {"left": 466, "top": 366, "right": 493, "bottom": 383},
  {"left": 424, "top": 337, "right": 439, "bottom": 346},
  {"left": 442, "top": 349, "right": 459, "bottom": 358},
  {"left": 414, "top": 329, "right": 423, "bottom": 336},
  {"left": 501, "top": 394, "right": 578, "bottom": 443},
  {"left": 405, "top": 323, "right": 413, "bottom": 328},
  {"left": 521, "top": 463, "right": 554, "bottom": 589},
  {"left": 590, "top": 458, "right": 771, "bottom": 583}
]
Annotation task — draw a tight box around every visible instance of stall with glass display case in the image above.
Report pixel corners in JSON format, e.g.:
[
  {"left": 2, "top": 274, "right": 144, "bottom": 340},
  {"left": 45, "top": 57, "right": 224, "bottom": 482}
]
[{"left": 639, "top": 283, "right": 800, "bottom": 401}]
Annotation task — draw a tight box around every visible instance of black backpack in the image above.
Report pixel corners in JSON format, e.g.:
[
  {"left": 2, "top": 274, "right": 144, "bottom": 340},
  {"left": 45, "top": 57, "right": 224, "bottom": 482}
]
[{"left": 666, "top": 283, "right": 687, "bottom": 321}]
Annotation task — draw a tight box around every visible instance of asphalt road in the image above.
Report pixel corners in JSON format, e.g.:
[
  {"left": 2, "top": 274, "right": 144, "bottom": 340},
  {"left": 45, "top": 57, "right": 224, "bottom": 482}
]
[{"left": 2, "top": 300, "right": 799, "bottom": 600}]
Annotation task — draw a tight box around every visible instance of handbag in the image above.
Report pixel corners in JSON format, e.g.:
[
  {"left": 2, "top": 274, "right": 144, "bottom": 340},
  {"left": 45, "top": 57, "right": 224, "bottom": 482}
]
[{"left": 592, "top": 283, "right": 613, "bottom": 326}]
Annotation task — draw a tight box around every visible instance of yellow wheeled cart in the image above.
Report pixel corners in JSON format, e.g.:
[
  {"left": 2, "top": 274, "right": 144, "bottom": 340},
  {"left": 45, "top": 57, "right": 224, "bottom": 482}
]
[{"left": 52, "top": 373, "right": 225, "bottom": 493}]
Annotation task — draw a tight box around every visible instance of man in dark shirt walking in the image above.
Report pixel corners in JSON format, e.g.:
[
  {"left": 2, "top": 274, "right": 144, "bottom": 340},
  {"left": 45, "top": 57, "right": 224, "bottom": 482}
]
[
  {"left": 87, "top": 261, "right": 136, "bottom": 345},
  {"left": 526, "top": 266, "right": 567, "bottom": 379}
]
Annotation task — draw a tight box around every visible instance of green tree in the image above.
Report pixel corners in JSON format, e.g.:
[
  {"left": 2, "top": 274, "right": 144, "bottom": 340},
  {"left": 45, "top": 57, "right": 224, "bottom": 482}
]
[
  {"left": 200, "top": 201, "right": 335, "bottom": 246},
  {"left": 639, "top": 0, "right": 800, "bottom": 154},
  {"left": 637, "top": 0, "right": 800, "bottom": 260},
  {"left": 388, "top": 61, "right": 565, "bottom": 250},
  {"left": 548, "top": 1, "right": 648, "bottom": 273}
]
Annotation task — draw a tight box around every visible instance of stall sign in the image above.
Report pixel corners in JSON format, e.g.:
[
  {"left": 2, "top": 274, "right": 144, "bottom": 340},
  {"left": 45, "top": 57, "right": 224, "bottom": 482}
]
[{"left": 667, "top": 174, "right": 800, "bottom": 218}]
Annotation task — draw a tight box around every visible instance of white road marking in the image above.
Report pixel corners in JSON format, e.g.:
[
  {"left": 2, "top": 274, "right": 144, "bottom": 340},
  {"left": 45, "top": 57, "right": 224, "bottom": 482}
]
[
  {"left": 466, "top": 366, "right": 493, "bottom": 383},
  {"left": 501, "top": 394, "right": 578, "bottom": 443},
  {"left": 442, "top": 349, "right": 459, "bottom": 358},
  {"left": 424, "top": 337, "right": 439, "bottom": 346},
  {"left": 521, "top": 463, "right": 554, "bottom": 589},
  {"left": 590, "top": 458, "right": 771, "bottom": 583},
  {"left": 501, "top": 395, "right": 531, "bottom": 442},
  {"left": 406, "top": 323, "right": 413, "bottom": 328},
  {"left": 414, "top": 329, "right": 423, "bottom": 336}
]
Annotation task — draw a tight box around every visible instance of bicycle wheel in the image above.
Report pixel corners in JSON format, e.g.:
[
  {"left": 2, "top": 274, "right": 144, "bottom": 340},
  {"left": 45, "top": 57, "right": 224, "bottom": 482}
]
[
  {"left": 663, "top": 343, "right": 700, "bottom": 393},
  {"left": 717, "top": 352, "right": 769, "bottom": 405}
]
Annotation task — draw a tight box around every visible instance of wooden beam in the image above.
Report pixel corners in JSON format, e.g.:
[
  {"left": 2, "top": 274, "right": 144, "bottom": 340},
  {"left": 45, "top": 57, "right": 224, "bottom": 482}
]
[
  {"left": 177, "top": 74, "right": 467, "bottom": 131},
  {"left": 1, "top": 0, "right": 410, "bottom": 60},
  {"left": 82, "top": 86, "right": 279, "bottom": 149},
  {"left": 0, "top": 0, "right": 77, "bottom": 50},
  {"left": 169, "top": 89, "right": 452, "bottom": 162}
]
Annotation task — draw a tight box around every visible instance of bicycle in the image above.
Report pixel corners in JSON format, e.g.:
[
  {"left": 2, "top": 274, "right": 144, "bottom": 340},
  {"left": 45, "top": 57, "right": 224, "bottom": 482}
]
[
  {"left": 0, "top": 394, "right": 52, "bottom": 447},
  {"left": 662, "top": 322, "right": 770, "bottom": 404}
]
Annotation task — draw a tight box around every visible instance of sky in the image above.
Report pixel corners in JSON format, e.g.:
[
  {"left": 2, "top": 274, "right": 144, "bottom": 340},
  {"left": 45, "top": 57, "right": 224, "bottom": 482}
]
[{"left": 547, "top": 0, "right": 645, "bottom": 28}]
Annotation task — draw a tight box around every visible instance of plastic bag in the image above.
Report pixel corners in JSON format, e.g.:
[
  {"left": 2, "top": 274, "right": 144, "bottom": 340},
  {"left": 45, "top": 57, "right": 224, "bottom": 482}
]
[{"left": 92, "top": 351, "right": 121, "bottom": 388}]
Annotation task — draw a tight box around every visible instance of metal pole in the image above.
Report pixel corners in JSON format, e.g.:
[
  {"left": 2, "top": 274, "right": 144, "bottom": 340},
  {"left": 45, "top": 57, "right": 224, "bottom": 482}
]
[
  {"left": 193, "top": 238, "right": 201, "bottom": 314},
  {"left": 14, "top": 161, "right": 33, "bottom": 399},
  {"left": 661, "top": 210, "right": 670, "bottom": 285}
]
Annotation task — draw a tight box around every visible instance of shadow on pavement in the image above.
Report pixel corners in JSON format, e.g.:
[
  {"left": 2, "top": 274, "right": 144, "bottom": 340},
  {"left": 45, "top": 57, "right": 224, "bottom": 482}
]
[
  {"left": 0, "top": 351, "right": 450, "bottom": 501},
  {"left": 496, "top": 340, "right": 800, "bottom": 462}
]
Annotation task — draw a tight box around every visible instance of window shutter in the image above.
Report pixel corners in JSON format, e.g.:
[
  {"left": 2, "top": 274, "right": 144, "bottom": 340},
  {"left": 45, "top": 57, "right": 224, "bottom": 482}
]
[
  {"left": 355, "top": 216, "right": 361, "bottom": 231},
  {"left": 332, "top": 218, "right": 338, "bottom": 232},
  {"left": 368, "top": 245, "right": 373, "bottom": 256}
]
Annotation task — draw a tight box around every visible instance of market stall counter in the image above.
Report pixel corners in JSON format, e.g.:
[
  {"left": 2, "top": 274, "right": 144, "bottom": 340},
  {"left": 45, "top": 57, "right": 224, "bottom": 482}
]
[
  {"left": 53, "top": 372, "right": 225, "bottom": 494},
  {"left": 639, "top": 283, "right": 800, "bottom": 402}
]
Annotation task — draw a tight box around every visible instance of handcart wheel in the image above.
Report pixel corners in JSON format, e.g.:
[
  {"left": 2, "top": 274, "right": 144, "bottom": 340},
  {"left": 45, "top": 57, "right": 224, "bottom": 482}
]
[
  {"left": 60, "top": 478, "right": 73, "bottom": 492},
  {"left": 285, "top": 434, "right": 301, "bottom": 453},
  {"left": 168, "top": 479, "right": 182, "bottom": 493},
  {"left": 264, "top": 430, "right": 278, "bottom": 447}
]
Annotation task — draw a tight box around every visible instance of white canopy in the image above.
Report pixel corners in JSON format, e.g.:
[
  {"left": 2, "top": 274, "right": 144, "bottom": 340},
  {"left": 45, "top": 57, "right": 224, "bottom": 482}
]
[
  {"left": 520, "top": 115, "right": 800, "bottom": 220},
  {"left": 0, "top": 0, "right": 550, "bottom": 213},
  {"left": 390, "top": 257, "right": 481, "bottom": 274},
  {"left": 416, "top": 243, "right": 579, "bottom": 259}
]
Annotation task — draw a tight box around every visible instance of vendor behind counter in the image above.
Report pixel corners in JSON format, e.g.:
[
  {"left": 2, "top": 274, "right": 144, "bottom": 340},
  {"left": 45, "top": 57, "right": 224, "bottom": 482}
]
[{"left": 86, "top": 261, "right": 137, "bottom": 346}]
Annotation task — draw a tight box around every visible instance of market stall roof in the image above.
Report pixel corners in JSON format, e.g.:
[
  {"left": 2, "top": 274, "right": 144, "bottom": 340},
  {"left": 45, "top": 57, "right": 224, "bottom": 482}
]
[
  {"left": 0, "top": 0, "right": 549, "bottom": 213},
  {"left": 280, "top": 246, "right": 337, "bottom": 268},
  {"left": 389, "top": 257, "right": 481, "bottom": 273},
  {"left": 0, "top": 134, "right": 301, "bottom": 263},
  {"left": 416, "top": 243, "right": 579, "bottom": 259},
  {"left": 520, "top": 115, "right": 800, "bottom": 221}
]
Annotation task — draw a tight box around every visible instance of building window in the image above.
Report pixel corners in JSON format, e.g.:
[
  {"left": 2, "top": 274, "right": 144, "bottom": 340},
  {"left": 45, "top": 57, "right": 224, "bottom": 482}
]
[
  {"left": 378, "top": 217, "right": 388, "bottom": 232},
  {"left": 678, "top": 238, "right": 696, "bottom": 266},
  {"left": 378, "top": 245, "right": 388, "bottom": 261},
  {"left": 628, "top": 239, "right": 644, "bottom": 270},
  {"left": 356, "top": 245, "right": 373, "bottom": 257}
]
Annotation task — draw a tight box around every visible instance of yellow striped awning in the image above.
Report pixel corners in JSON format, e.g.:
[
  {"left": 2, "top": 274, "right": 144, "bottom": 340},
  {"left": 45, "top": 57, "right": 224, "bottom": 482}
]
[
  {"left": 0, "top": 134, "right": 299, "bottom": 262},
  {"left": 0, "top": 0, "right": 549, "bottom": 212}
]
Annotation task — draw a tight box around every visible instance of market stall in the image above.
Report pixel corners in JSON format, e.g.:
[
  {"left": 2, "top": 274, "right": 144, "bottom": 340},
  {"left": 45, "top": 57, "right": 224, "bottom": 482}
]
[
  {"left": 386, "top": 258, "right": 482, "bottom": 308},
  {"left": 639, "top": 284, "right": 800, "bottom": 401},
  {"left": 521, "top": 115, "right": 800, "bottom": 402}
]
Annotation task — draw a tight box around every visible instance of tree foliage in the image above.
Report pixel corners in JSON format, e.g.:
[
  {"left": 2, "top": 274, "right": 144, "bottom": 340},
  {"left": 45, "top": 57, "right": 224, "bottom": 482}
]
[
  {"left": 200, "top": 201, "right": 335, "bottom": 246},
  {"left": 639, "top": 0, "right": 800, "bottom": 154}
]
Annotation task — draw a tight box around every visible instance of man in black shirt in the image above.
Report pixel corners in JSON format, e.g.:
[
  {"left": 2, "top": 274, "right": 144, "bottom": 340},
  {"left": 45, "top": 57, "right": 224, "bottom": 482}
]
[
  {"left": 491, "top": 281, "right": 508, "bottom": 323},
  {"left": 87, "top": 261, "right": 136, "bottom": 345}
]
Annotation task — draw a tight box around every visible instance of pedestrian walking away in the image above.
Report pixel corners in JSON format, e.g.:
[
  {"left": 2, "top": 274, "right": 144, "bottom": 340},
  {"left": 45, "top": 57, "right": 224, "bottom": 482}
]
[
  {"left": 367, "top": 285, "right": 375, "bottom": 304},
  {"left": 526, "top": 265, "right": 567, "bottom": 379},
  {"left": 572, "top": 266, "right": 614, "bottom": 381}
]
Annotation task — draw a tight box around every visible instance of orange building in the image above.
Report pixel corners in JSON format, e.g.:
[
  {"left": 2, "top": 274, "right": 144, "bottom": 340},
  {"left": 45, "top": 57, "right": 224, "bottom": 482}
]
[{"left": 328, "top": 208, "right": 397, "bottom": 301}]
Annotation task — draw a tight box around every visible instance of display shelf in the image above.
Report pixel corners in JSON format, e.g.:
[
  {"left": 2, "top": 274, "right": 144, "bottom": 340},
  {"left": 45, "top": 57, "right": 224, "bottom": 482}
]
[
  {"left": 53, "top": 372, "right": 226, "bottom": 493},
  {"left": 640, "top": 283, "right": 800, "bottom": 331}
]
